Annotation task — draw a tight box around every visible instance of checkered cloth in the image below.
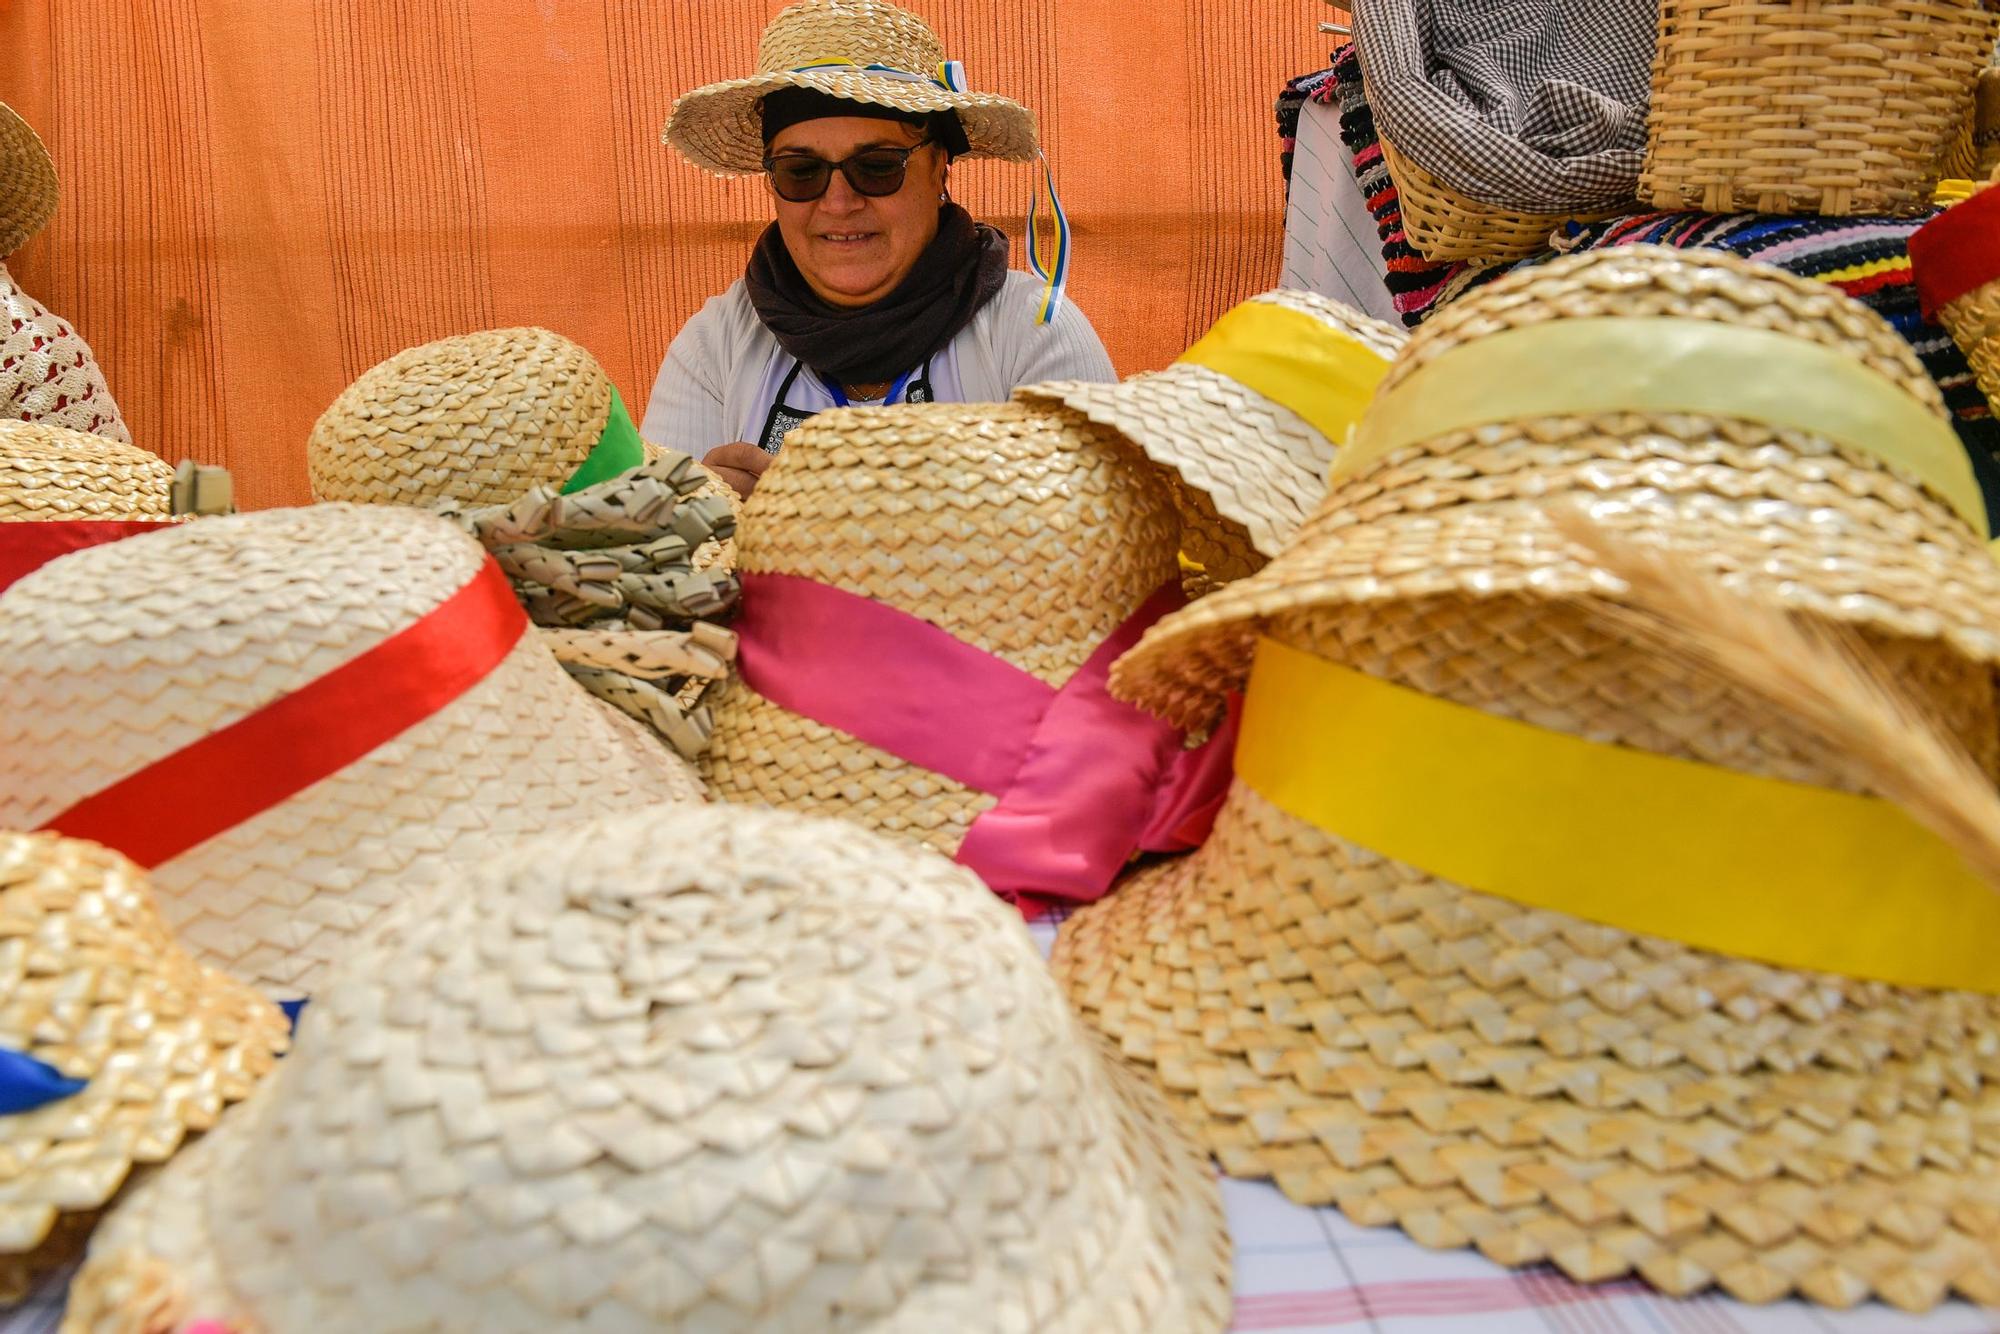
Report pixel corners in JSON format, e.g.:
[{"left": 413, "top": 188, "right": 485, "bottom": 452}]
[{"left": 1352, "top": 0, "right": 1652, "bottom": 211}]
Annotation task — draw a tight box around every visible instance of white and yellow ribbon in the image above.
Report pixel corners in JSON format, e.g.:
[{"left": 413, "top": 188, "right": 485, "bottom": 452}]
[
  {"left": 1176, "top": 301, "right": 1392, "bottom": 446},
  {"left": 1237, "top": 636, "right": 2000, "bottom": 994},
  {"left": 1337, "top": 316, "right": 1989, "bottom": 538}
]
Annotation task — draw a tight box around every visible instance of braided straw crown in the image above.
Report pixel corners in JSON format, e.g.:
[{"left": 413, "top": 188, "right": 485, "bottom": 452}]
[
  {"left": 0, "top": 832, "right": 287, "bottom": 1302},
  {"left": 0, "top": 103, "right": 57, "bottom": 259},
  {"left": 664, "top": 0, "right": 1038, "bottom": 175},
  {"left": 66, "top": 804, "right": 1231, "bottom": 1333},
  {"left": 0, "top": 421, "right": 169, "bottom": 520},
  {"left": 702, "top": 399, "right": 1182, "bottom": 857},
  {"left": 0, "top": 504, "right": 701, "bottom": 999},
  {"left": 308, "top": 328, "right": 619, "bottom": 509},
  {"left": 1111, "top": 246, "right": 2000, "bottom": 732}
]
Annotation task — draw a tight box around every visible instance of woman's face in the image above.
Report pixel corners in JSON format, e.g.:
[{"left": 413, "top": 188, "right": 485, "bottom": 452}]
[{"left": 767, "top": 115, "right": 949, "bottom": 308}]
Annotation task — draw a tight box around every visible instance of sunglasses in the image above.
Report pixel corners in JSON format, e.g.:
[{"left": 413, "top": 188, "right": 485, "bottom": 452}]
[{"left": 761, "top": 140, "right": 934, "bottom": 203}]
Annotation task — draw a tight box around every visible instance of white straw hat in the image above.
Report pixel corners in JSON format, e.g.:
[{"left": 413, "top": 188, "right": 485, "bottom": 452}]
[
  {"left": 0, "top": 102, "right": 57, "bottom": 259},
  {"left": 0, "top": 504, "right": 702, "bottom": 1000},
  {"left": 66, "top": 802, "right": 1231, "bottom": 1334},
  {"left": 665, "top": 0, "right": 1038, "bottom": 176}
]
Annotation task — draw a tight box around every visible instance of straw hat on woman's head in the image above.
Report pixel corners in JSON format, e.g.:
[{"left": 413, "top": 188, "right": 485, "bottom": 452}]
[
  {"left": 0, "top": 504, "right": 702, "bottom": 1000},
  {"left": 1057, "top": 247, "right": 2000, "bottom": 1312},
  {"left": 664, "top": 0, "right": 1038, "bottom": 176},
  {"left": 0, "top": 102, "right": 57, "bottom": 259},
  {"left": 308, "top": 328, "right": 656, "bottom": 510},
  {"left": 0, "top": 831, "right": 287, "bottom": 1302},
  {"left": 66, "top": 802, "right": 1231, "bottom": 1334}
]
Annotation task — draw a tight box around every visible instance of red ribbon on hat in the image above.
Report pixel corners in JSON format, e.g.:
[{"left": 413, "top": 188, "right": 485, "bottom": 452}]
[
  {"left": 0, "top": 520, "right": 173, "bottom": 594},
  {"left": 36, "top": 559, "right": 528, "bottom": 868},
  {"left": 1910, "top": 187, "right": 2000, "bottom": 322},
  {"left": 732, "top": 572, "right": 1236, "bottom": 912}
]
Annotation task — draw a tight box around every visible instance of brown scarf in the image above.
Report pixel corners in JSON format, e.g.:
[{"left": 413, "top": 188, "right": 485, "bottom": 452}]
[{"left": 744, "top": 203, "right": 1010, "bottom": 386}]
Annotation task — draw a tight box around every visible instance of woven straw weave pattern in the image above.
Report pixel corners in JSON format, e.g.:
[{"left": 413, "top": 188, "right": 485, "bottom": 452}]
[
  {"left": 0, "top": 505, "right": 701, "bottom": 998},
  {"left": 703, "top": 401, "right": 1180, "bottom": 856},
  {"left": 1108, "top": 249, "right": 2000, "bottom": 731},
  {"left": 1942, "top": 274, "right": 2000, "bottom": 416},
  {"left": 1978, "top": 68, "right": 2000, "bottom": 178},
  {"left": 665, "top": 0, "right": 1039, "bottom": 175},
  {"left": 1024, "top": 289, "right": 1406, "bottom": 569},
  {"left": 0, "top": 422, "right": 168, "bottom": 520},
  {"left": 308, "top": 328, "right": 612, "bottom": 509},
  {"left": 68, "top": 805, "right": 1230, "bottom": 1333},
  {"left": 0, "top": 105, "right": 56, "bottom": 259},
  {"left": 1060, "top": 596, "right": 2000, "bottom": 1311},
  {"left": 1641, "top": 0, "right": 2000, "bottom": 214},
  {"left": 1, "top": 267, "right": 129, "bottom": 444},
  {"left": 0, "top": 833, "right": 287, "bottom": 1302}
]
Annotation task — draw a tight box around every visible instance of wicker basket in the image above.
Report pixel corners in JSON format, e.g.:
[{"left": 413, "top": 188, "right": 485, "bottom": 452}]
[
  {"left": 1642, "top": 0, "right": 2000, "bottom": 215},
  {"left": 1379, "top": 136, "right": 1620, "bottom": 263},
  {"left": 1979, "top": 66, "right": 2000, "bottom": 179}
]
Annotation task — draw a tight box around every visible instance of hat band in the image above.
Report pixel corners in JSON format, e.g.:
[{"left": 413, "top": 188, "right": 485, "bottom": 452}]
[
  {"left": 559, "top": 385, "right": 645, "bottom": 495},
  {"left": 1337, "top": 316, "right": 1989, "bottom": 538},
  {"left": 733, "top": 572, "right": 1234, "bottom": 909},
  {"left": 36, "top": 558, "right": 528, "bottom": 869},
  {"left": 1235, "top": 636, "right": 2000, "bottom": 993},
  {"left": 1911, "top": 183, "right": 2000, "bottom": 319},
  {"left": 0, "top": 1047, "right": 86, "bottom": 1116},
  {"left": 1176, "top": 302, "right": 1392, "bottom": 446},
  {"left": 789, "top": 58, "right": 968, "bottom": 92},
  {"left": 0, "top": 520, "right": 173, "bottom": 594}
]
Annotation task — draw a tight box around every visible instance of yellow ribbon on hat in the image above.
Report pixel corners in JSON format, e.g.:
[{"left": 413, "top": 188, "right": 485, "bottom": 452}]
[
  {"left": 1235, "top": 636, "right": 2000, "bottom": 994},
  {"left": 1335, "top": 317, "right": 1990, "bottom": 539},
  {"left": 1176, "top": 302, "right": 1393, "bottom": 449}
]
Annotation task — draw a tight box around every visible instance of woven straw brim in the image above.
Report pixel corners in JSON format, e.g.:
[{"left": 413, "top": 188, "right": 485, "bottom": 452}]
[
  {"left": 665, "top": 69, "right": 1037, "bottom": 175},
  {"left": 645, "top": 443, "right": 740, "bottom": 574},
  {"left": 703, "top": 400, "right": 1182, "bottom": 856},
  {"left": 0, "top": 833, "right": 288, "bottom": 1299},
  {"left": 68, "top": 804, "right": 1229, "bottom": 1332},
  {"left": 1110, "top": 248, "right": 2000, "bottom": 729},
  {"left": 308, "top": 328, "right": 616, "bottom": 508},
  {"left": 0, "top": 505, "right": 703, "bottom": 999},
  {"left": 0, "top": 423, "right": 173, "bottom": 521},
  {"left": 0, "top": 104, "right": 57, "bottom": 259},
  {"left": 1060, "top": 589, "right": 2000, "bottom": 1312}
]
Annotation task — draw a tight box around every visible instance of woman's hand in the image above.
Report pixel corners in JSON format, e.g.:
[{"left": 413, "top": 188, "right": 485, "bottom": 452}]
[{"left": 702, "top": 443, "right": 772, "bottom": 500}]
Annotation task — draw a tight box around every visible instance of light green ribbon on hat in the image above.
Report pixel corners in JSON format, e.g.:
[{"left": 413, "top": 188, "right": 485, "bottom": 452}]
[{"left": 560, "top": 385, "right": 646, "bottom": 495}]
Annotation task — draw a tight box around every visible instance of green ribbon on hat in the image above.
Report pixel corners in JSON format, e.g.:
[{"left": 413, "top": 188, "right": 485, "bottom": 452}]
[{"left": 560, "top": 385, "right": 646, "bottom": 494}]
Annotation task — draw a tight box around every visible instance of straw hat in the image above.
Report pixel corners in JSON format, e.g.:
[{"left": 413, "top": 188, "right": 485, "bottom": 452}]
[
  {"left": 0, "top": 831, "right": 288, "bottom": 1303},
  {"left": 1056, "top": 247, "right": 2000, "bottom": 1311},
  {"left": 0, "top": 504, "right": 703, "bottom": 1001},
  {"left": 1912, "top": 174, "right": 2000, "bottom": 417},
  {"left": 310, "top": 328, "right": 665, "bottom": 510},
  {"left": 702, "top": 398, "right": 1185, "bottom": 859},
  {"left": 665, "top": 0, "right": 1038, "bottom": 176},
  {"left": 65, "top": 802, "right": 1231, "bottom": 1333},
  {"left": 1020, "top": 290, "right": 1406, "bottom": 580},
  {"left": 0, "top": 421, "right": 171, "bottom": 521},
  {"left": 0, "top": 103, "right": 57, "bottom": 260},
  {"left": 1113, "top": 246, "right": 2000, "bottom": 730}
]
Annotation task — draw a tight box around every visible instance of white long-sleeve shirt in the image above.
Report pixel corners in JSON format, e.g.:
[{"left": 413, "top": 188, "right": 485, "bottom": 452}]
[{"left": 640, "top": 270, "right": 1116, "bottom": 455}]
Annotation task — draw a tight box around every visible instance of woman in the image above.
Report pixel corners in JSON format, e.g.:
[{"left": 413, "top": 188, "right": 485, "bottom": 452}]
[{"left": 645, "top": 0, "right": 1115, "bottom": 498}]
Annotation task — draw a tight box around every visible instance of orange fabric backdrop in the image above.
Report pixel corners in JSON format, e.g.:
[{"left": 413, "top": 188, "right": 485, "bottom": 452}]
[{"left": 1, "top": 0, "right": 1330, "bottom": 507}]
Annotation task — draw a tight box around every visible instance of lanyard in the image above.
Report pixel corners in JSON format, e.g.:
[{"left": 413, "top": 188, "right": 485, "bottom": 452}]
[{"left": 819, "top": 365, "right": 918, "bottom": 408}]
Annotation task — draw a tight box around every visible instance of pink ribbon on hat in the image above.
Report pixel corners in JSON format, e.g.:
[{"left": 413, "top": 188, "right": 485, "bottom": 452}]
[{"left": 733, "top": 572, "right": 1235, "bottom": 911}]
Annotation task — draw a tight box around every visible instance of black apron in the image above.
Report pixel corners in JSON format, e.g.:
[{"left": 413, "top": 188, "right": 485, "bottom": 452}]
[{"left": 755, "top": 356, "right": 936, "bottom": 454}]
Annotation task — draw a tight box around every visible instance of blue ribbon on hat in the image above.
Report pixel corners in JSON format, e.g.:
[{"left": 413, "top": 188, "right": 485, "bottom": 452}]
[
  {"left": 789, "top": 58, "right": 1072, "bottom": 325},
  {"left": 0, "top": 1047, "right": 87, "bottom": 1115}
]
